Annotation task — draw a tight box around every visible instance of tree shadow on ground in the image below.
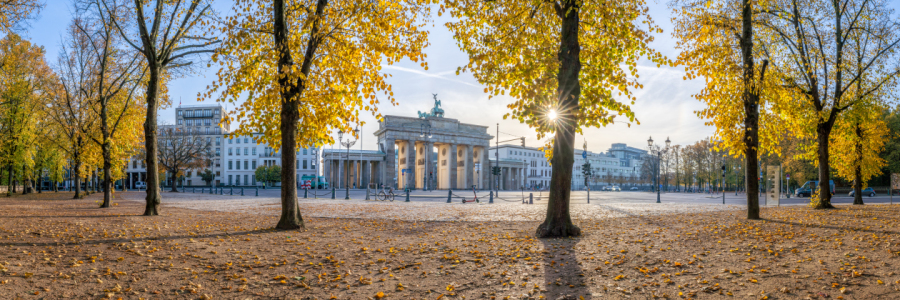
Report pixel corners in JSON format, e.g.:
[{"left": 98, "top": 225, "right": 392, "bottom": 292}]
[
  {"left": 541, "top": 237, "right": 593, "bottom": 300},
  {"left": 0, "top": 228, "right": 277, "bottom": 247}
]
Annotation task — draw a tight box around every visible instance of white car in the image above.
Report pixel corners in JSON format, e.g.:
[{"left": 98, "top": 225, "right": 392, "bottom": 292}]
[
  {"left": 611, "top": 186, "right": 621, "bottom": 192},
  {"left": 134, "top": 181, "right": 147, "bottom": 189}
]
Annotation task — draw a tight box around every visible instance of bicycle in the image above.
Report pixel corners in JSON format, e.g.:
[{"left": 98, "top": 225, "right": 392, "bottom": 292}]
[{"left": 377, "top": 186, "right": 396, "bottom": 201}]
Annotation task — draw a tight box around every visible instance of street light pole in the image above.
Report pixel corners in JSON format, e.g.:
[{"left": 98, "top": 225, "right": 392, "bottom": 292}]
[
  {"left": 648, "top": 136, "right": 670, "bottom": 204},
  {"left": 338, "top": 129, "right": 358, "bottom": 200}
]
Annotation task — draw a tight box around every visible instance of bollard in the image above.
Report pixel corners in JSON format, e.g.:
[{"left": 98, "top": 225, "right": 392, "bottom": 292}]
[
  {"left": 241, "top": 187, "right": 244, "bottom": 196},
  {"left": 447, "top": 190, "right": 452, "bottom": 203},
  {"left": 489, "top": 191, "right": 494, "bottom": 204},
  {"left": 192, "top": 187, "right": 195, "bottom": 193},
  {"left": 365, "top": 187, "right": 370, "bottom": 200},
  {"left": 255, "top": 186, "right": 259, "bottom": 196},
  {"left": 230, "top": 186, "right": 234, "bottom": 196},
  {"left": 331, "top": 187, "right": 335, "bottom": 199},
  {"left": 529, "top": 193, "right": 533, "bottom": 205},
  {"left": 405, "top": 189, "right": 410, "bottom": 202},
  {"left": 304, "top": 189, "right": 308, "bottom": 199}
]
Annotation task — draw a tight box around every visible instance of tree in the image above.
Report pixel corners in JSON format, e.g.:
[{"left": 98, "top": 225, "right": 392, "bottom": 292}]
[
  {"left": 254, "top": 165, "right": 283, "bottom": 187},
  {"left": 71, "top": 4, "right": 147, "bottom": 208},
  {"left": 0, "top": 33, "right": 52, "bottom": 196},
  {"left": 444, "top": 0, "right": 667, "bottom": 237},
  {"left": 100, "top": 0, "right": 218, "bottom": 216},
  {"left": 207, "top": 0, "right": 434, "bottom": 230},
  {"left": 199, "top": 169, "right": 214, "bottom": 187},
  {"left": 757, "top": 0, "right": 900, "bottom": 209},
  {"left": 672, "top": 0, "right": 777, "bottom": 219},
  {"left": 157, "top": 126, "right": 209, "bottom": 192},
  {"left": 0, "top": 0, "right": 41, "bottom": 32},
  {"left": 832, "top": 103, "right": 888, "bottom": 205}
]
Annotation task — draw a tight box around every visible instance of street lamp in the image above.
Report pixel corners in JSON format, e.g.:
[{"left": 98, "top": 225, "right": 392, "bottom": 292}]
[
  {"left": 420, "top": 124, "right": 432, "bottom": 191},
  {"left": 338, "top": 129, "right": 358, "bottom": 199},
  {"left": 648, "top": 136, "right": 670, "bottom": 203}
]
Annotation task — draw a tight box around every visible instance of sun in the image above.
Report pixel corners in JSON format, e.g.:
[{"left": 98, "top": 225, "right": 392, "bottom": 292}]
[{"left": 548, "top": 109, "right": 557, "bottom": 121}]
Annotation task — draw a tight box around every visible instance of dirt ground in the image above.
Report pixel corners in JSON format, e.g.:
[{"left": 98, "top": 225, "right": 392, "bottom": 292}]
[{"left": 1, "top": 192, "right": 900, "bottom": 299}]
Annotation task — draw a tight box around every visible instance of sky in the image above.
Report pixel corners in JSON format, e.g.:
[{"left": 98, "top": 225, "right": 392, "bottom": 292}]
[{"left": 27, "top": 1, "right": 712, "bottom": 154}]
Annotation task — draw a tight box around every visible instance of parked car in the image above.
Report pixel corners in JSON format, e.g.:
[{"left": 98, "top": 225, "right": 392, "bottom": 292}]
[
  {"left": 848, "top": 187, "right": 876, "bottom": 197},
  {"left": 601, "top": 186, "right": 610, "bottom": 191},
  {"left": 611, "top": 186, "right": 621, "bottom": 192},
  {"left": 630, "top": 187, "right": 639, "bottom": 191},
  {"left": 134, "top": 181, "right": 147, "bottom": 189},
  {"left": 796, "top": 180, "right": 834, "bottom": 197}
]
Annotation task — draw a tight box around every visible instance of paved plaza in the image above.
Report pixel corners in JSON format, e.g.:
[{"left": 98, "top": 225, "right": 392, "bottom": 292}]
[{"left": 114, "top": 188, "right": 900, "bottom": 223}]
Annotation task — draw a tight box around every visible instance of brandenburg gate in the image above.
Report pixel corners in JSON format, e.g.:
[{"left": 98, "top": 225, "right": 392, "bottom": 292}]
[
  {"left": 375, "top": 96, "right": 493, "bottom": 190},
  {"left": 323, "top": 96, "right": 525, "bottom": 190}
]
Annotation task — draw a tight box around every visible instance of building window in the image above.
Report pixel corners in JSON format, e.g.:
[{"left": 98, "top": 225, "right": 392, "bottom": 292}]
[
  {"left": 244, "top": 175, "right": 248, "bottom": 185},
  {"left": 235, "top": 176, "right": 240, "bottom": 185},
  {"left": 244, "top": 137, "right": 249, "bottom": 143},
  {"left": 177, "top": 110, "right": 183, "bottom": 117},
  {"left": 243, "top": 160, "right": 248, "bottom": 170},
  {"left": 228, "top": 160, "right": 233, "bottom": 170},
  {"left": 296, "top": 160, "right": 299, "bottom": 169},
  {"left": 251, "top": 161, "right": 257, "bottom": 169},
  {"left": 177, "top": 119, "right": 182, "bottom": 125},
  {"left": 215, "top": 148, "right": 221, "bottom": 156},
  {"left": 303, "top": 148, "right": 308, "bottom": 155},
  {"left": 236, "top": 137, "right": 240, "bottom": 144},
  {"left": 228, "top": 175, "right": 232, "bottom": 185},
  {"left": 252, "top": 148, "right": 256, "bottom": 155},
  {"left": 235, "top": 160, "right": 240, "bottom": 170},
  {"left": 251, "top": 175, "right": 255, "bottom": 183},
  {"left": 244, "top": 147, "right": 248, "bottom": 155},
  {"left": 303, "top": 160, "right": 308, "bottom": 169},
  {"left": 228, "top": 148, "right": 232, "bottom": 156},
  {"left": 132, "top": 160, "right": 137, "bottom": 169},
  {"left": 228, "top": 138, "right": 232, "bottom": 144}
]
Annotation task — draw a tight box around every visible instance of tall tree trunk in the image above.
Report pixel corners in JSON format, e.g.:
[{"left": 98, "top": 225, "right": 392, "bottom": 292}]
[
  {"left": 741, "top": 0, "right": 762, "bottom": 220},
  {"left": 273, "top": 0, "right": 321, "bottom": 230},
  {"left": 170, "top": 171, "right": 178, "bottom": 192},
  {"left": 73, "top": 151, "right": 82, "bottom": 199},
  {"left": 6, "top": 164, "right": 13, "bottom": 196},
  {"left": 101, "top": 95, "right": 112, "bottom": 208},
  {"left": 21, "top": 164, "right": 27, "bottom": 195},
  {"left": 536, "top": 0, "right": 581, "bottom": 238},
  {"left": 814, "top": 121, "right": 836, "bottom": 208},
  {"left": 143, "top": 66, "right": 162, "bottom": 216},
  {"left": 852, "top": 123, "right": 864, "bottom": 205}
]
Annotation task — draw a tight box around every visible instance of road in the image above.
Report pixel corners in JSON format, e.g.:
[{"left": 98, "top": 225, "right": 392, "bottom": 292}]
[{"left": 172, "top": 187, "right": 898, "bottom": 207}]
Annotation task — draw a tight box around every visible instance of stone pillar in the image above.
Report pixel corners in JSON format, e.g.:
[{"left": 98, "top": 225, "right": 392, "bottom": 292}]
[
  {"left": 465, "top": 145, "right": 474, "bottom": 189},
  {"left": 337, "top": 156, "right": 343, "bottom": 188},
  {"left": 481, "top": 146, "right": 490, "bottom": 189},
  {"left": 384, "top": 140, "right": 396, "bottom": 188},
  {"left": 448, "top": 144, "right": 457, "bottom": 190},
  {"left": 425, "top": 141, "right": 434, "bottom": 190},
  {"left": 361, "top": 160, "right": 369, "bottom": 188},
  {"left": 406, "top": 140, "right": 416, "bottom": 190}
]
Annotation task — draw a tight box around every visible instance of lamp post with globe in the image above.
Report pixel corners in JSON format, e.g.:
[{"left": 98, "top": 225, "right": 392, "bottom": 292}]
[{"left": 338, "top": 128, "right": 358, "bottom": 200}]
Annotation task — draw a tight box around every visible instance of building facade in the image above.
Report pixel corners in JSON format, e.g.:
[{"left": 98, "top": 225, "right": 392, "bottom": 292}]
[{"left": 125, "top": 104, "right": 319, "bottom": 188}]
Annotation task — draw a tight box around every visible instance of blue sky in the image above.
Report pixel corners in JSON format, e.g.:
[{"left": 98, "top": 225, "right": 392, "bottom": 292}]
[{"left": 29, "top": 1, "right": 711, "bottom": 153}]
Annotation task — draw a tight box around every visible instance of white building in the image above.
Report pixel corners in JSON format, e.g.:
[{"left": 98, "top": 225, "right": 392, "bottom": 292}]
[
  {"left": 487, "top": 145, "right": 553, "bottom": 189},
  {"left": 489, "top": 143, "right": 647, "bottom": 190},
  {"left": 125, "top": 104, "right": 320, "bottom": 188},
  {"left": 221, "top": 135, "right": 318, "bottom": 186}
]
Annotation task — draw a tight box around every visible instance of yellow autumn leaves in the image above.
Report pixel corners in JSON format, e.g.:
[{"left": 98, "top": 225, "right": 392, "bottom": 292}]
[{"left": 206, "top": 0, "right": 436, "bottom": 150}]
